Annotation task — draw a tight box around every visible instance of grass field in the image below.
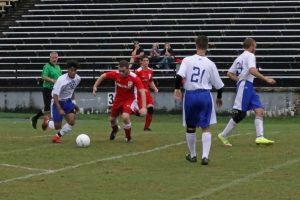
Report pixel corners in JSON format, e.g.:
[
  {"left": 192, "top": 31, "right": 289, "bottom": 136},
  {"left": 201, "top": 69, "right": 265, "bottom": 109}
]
[{"left": 0, "top": 112, "right": 299, "bottom": 200}]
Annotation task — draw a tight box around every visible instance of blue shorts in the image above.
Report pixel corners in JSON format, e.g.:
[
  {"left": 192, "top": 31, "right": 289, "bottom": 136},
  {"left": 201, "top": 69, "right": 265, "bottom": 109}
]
[
  {"left": 183, "top": 89, "right": 216, "bottom": 129},
  {"left": 233, "top": 80, "right": 263, "bottom": 112},
  {"left": 51, "top": 98, "right": 75, "bottom": 123}
]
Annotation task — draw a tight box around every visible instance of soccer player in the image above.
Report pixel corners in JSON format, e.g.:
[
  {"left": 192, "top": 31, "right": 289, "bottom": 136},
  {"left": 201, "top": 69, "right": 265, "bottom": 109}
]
[
  {"left": 42, "top": 60, "right": 81, "bottom": 143},
  {"left": 92, "top": 60, "right": 147, "bottom": 142},
  {"left": 31, "top": 52, "right": 62, "bottom": 129},
  {"left": 218, "top": 38, "right": 276, "bottom": 147},
  {"left": 174, "top": 35, "right": 224, "bottom": 165},
  {"left": 134, "top": 55, "right": 159, "bottom": 131}
]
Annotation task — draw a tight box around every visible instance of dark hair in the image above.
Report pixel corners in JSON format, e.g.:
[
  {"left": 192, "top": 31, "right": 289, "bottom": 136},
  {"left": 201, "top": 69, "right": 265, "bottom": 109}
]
[
  {"left": 66, "top": 60, "right": 79, "bottom": 69},
  {"left": 243, "top": 38, "right": 256, "bottom": 49},
  {"left": 140, "top": 55, "right": 149, "bottom": 61},
  {"left": 195, "top": 35, "right": 208, "bottom": 50},
  {"left": 118, "top": 60, "right": 129, "bottom": 68}
]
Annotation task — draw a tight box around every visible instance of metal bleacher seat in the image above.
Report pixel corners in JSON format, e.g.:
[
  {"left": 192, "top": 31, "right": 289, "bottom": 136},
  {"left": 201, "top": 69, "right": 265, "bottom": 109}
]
[{"left": 0, "top": 0, "right": 299, "bottom": 88}]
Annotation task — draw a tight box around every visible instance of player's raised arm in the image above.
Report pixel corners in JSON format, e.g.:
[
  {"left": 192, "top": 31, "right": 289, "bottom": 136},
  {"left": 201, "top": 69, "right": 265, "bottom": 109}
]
[{"left": 92, "top": 73, "right": 107, "bottom": 96}]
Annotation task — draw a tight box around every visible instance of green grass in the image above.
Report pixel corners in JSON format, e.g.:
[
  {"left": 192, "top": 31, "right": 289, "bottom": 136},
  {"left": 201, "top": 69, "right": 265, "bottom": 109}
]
[{"left": 0, "top": 112, "right": 299, "bottom": 200}]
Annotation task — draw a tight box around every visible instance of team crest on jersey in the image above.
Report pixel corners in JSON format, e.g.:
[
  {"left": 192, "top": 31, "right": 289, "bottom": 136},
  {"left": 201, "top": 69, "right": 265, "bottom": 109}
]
[
  {"left": 69, "top": 80, "right": 77, "bottom": 89},
  {"left": 128, "top": 81, "right": 133, "bottom": 88}
]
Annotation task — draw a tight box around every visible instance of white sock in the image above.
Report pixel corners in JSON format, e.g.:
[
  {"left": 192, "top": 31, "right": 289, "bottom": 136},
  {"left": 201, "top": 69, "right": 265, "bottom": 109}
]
[
  {"left": 48, "top": 120, "right": 55, "bottom": 129},
  {"left": 221, "top": 118, "right": 236, "bottom": 137},
  {"left": 186, "top": 133, "right": 196, "bottom": 157},
  {"left": 59, "top": 123, "right": 72, "bottom": 136},
  {"left": 202, "top": 132, "right": 211, "bottom": 159},
  {"left": 255, "top": 116, "right": 264, "bottom": 138}
]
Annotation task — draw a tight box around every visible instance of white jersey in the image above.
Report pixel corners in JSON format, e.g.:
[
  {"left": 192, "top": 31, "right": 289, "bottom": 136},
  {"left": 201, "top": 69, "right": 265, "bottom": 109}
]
[
  {"left": 228, "top": 51, "right": 256, "bottom": 83},
  {"left": 177, "top": 54, "right": 224, "bottom": 91},
  {"left": 52, "top": 73, "right": 81, "bottom": 100}
]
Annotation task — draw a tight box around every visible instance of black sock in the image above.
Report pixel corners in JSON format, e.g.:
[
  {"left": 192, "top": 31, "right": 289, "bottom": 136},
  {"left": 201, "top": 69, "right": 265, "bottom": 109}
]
[
  {"left": 35, "top": 110, "right": 44, "bottom": 119},
  {"left": 57, "top": 132, "right": 62, "bottom": 137}
]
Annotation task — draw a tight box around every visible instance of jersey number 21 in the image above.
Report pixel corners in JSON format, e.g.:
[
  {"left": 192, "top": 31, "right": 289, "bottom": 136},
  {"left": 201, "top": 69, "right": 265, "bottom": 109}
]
[{"left": 191, "top": 66, "right": 205, "bottom": 83}]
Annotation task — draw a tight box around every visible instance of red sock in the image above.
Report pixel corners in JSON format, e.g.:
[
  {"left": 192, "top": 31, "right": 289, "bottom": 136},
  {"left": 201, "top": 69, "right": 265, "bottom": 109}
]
[
  {"left": 144, "top": 114, "right": 153, "bottom": 129},
  {"left": 124, "top": 128, "right": 131, "bottom": 140},
  {"left": 112, "top": 125, "right": 119, "bottom": 132}
]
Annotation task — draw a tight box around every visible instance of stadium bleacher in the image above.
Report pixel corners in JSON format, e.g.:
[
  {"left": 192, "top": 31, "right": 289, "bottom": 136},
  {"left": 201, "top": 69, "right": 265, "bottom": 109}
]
[{"left": 0, "top": 0, "right": 299, "bottom": 88}]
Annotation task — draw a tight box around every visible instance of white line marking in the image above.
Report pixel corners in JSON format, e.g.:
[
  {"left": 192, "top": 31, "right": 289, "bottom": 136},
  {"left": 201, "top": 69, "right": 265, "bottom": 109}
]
[
  {"left": 0, "top": 163, "right": 51, "bottom": 172},
  {"left": 11, "top": 134, "right": 52, "bottom": 139},
  {"left": 183, "top": 157, "right": 300, "bottom": 200},
  {"left": 0, "top": 141, "right": 186, "bottom": 185}
]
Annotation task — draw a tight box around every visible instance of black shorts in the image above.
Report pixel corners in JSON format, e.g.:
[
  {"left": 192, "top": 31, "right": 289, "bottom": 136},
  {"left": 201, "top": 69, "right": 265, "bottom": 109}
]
[{"left": 42, "top": 88, "right": 52, "bottom": 112}]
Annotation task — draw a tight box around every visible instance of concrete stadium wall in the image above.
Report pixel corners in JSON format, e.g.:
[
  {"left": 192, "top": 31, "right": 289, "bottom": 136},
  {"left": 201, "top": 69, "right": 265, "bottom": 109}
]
[{"left": 0, "top": 90, "right": 299, "bottom": 116}]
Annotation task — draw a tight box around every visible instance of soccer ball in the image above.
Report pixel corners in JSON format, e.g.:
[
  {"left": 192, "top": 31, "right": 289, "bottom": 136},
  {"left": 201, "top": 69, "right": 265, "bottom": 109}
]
[{"left": 76, "top": 134, "right": 90, "bottom": 147}]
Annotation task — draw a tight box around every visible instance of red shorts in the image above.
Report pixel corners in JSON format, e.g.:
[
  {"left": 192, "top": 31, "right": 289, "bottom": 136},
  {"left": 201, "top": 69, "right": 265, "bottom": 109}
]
[
  {"left": 138, "top": 90, "right": 154, "bottom": 108},
  {"left": 110, "top": 98, "right": 137, "bottom": 118}
]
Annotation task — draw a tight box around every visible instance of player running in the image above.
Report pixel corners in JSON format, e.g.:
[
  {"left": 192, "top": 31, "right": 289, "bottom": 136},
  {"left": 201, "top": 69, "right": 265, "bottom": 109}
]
[
  {"left": 218, "top": 38, "right": 276, "bottom": 147},
  {"left": 174, "top": 35, "right": 224, "bottom": 165},
  {"left": 134, "top": 55, "right": 159, "bottom": 131},
  {"left": 93, "top": 60, "right": 147, "bottom": 143},
  {"left": 42, "top": 60, "right": 81, "bottom": 143}
]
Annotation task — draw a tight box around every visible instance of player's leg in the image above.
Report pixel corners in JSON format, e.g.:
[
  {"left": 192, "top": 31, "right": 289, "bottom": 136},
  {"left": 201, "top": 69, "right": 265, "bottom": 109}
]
[
  {"left": 251, "top": 93, "right": 274, "bottom": 145},
  {"left": 199, "top": 92, "right": 214, "bottom": 165},
  {"left": 31, "top": 88, "right": 51, "bottom": 129},
  {"left": 122, "top": 112, "right": 132, "bottom": 142},
  {"left": 185, "top": 126, "right": 197, "bottom": 162},
  {"left": 144, "top": 92, "right": 154, "bottom": 131},
  {"left": 144, "top": 105, "right": 154, "bottom": 131},
  {"left": 218, "top": 109, "right": 246, "bottom": 146},
  {"left": 49, "top": 101, "right": 64, "bottom": 143},
  {"left": 218, "top": 81, "right": 249, "bottom": 146},
  {"left": 183, "top": 90, "right": 201, "bottom": 163},
  {"left": 109, "top": 102, "right": 122, "bottom": 140}
]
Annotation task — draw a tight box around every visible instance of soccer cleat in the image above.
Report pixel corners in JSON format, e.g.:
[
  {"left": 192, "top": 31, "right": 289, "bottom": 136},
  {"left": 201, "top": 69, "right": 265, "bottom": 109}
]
[
  {"left": 109, "top": 125, "right": 120, "bottom": 140},
  {"left": 42, "top": 116, "right": 49, "bottom": 131},
  {"left": 52, "top": 134, "right": 63, "bottom": 143},
  {"left": 144, "top": 128, "right": 152, "bottom": 131},
  {"left": 255, "top": 137, "right": 274, "bottom": 145},
  {"left": 201, "top": 157, "right": 209, "bottom": 165},
  {"left": 125, "top": 136, "right": 132, "bottom": 143},
  {"left": 218, "top": 133, "right": 232, "bottom": 147},
  {"left": 185, "top": 154, "right": 197, "bottom": 163},
  {"left": 30, "top": 116, "right": 38, "bottom": 129}
]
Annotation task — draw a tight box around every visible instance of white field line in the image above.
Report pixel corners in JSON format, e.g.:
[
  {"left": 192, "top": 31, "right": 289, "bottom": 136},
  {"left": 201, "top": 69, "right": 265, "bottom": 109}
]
[
  {"left": 0, "top": 141, "right": 186, "bottom": 185},
  {"left": 183, "top": 157, "right": 300, "bottom": 200},
  {"left": 0, "top": 163, "right": 51, "bottom": 172}
]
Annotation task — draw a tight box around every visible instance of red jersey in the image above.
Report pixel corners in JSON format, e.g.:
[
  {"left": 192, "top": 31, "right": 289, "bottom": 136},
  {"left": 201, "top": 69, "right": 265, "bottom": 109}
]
[
  {"left": 105, "top": 71, "right": 144, "bottom": 102},
  {"left": 134, "top": 67, "right": 153, "bottom": 91}
]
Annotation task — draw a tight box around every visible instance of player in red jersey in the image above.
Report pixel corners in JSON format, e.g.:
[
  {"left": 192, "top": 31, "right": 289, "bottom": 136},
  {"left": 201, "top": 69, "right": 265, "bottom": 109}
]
[
  {"left": 93, "top": 60, "right": 147, "bottom": 142},
  {"left": 134, "top": 55, "right": 159, "bottom": 131}
]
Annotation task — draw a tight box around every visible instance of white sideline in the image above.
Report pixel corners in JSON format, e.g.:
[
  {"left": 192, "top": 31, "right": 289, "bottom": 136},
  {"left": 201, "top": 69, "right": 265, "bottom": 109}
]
[
  {"left": 0, "top": 141, "right": 186, "bottom": 185},
  {"left": 183, "top": 157, "right": 300, "bottom": 200},
  {"left": 0, "top": 163, "right": 51, "bottom": 172}
]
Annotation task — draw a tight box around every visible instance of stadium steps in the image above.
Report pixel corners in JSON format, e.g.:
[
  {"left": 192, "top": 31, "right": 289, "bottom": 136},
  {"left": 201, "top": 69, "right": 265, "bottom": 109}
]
[{"left": 0, "top": 0, "right": 299, "bottom": 88}]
